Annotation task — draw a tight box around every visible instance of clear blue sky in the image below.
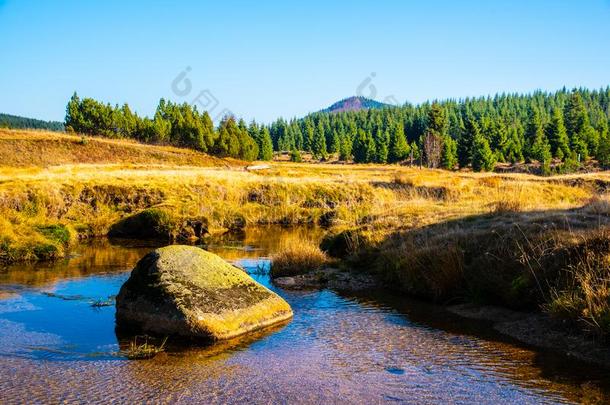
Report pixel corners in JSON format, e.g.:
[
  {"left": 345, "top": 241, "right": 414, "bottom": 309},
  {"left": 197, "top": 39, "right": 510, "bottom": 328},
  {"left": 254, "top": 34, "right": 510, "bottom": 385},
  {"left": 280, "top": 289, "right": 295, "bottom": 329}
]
[{"left": 1, "top": 0, "right": 609, "bottom": 123}]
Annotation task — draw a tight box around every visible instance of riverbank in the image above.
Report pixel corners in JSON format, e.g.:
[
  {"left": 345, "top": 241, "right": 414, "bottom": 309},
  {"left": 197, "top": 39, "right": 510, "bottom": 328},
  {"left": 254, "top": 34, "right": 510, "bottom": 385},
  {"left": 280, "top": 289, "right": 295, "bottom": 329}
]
[
  {"left": 268, "top": 256, "right": 610, "bottom": 369},
  {"left": 320, "top": 200, "right": 610, "bottom": 337},
  {"left": 448, "top": 303, "right": 610, "bottom": 369}
]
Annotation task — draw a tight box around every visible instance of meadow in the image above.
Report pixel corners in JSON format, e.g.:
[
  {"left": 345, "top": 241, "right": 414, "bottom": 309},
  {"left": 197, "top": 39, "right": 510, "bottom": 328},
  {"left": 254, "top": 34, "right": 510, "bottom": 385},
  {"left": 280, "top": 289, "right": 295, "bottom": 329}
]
[{"left": 2, "top": 128, "right": 610, "bottom": 336}]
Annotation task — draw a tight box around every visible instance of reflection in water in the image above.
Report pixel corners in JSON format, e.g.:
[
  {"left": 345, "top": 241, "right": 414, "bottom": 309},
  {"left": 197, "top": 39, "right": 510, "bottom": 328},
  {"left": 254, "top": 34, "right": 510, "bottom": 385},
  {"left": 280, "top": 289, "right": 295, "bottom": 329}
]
[
  {"left": 0, "top": 240, "right": 156, "bottom": 288},
  {"left": 0, "top": 226, "right": 609, "bottom": 404}
]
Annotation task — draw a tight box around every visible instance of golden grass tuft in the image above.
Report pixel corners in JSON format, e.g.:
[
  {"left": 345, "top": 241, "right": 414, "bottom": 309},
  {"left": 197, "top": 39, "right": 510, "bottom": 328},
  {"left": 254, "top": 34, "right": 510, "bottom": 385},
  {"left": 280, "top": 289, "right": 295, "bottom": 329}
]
[
  {"left": 270, "top": 236, "right": 329, "bottom": 278},
  {"left": 491, "top": 199, "right": 525, "bottom": 214},
  {"left": 393, "top": 172, "right": 417, "bottom": 187}
]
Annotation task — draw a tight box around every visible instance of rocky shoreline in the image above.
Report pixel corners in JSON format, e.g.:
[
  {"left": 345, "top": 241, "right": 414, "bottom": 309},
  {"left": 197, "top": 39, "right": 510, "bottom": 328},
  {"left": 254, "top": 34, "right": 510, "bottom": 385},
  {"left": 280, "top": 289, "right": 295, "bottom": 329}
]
[
  {"left": 272, "top": 267, "right": 379, "bottom": 292},
  {"left": 272, "top": 268, "right": 610, "bottom": 369},
  {"left": 448, "top": 303, "right": 610, "bottom": 369}
]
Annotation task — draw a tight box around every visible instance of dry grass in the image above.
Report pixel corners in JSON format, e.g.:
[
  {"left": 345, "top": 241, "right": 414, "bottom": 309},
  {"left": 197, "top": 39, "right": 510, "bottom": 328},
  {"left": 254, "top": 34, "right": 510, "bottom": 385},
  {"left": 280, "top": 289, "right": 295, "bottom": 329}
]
[
  {"left": 0, "top": 129, "right": 607, "bottom": 266},
  {"left": 0, "top": 128, "right": 235, "bottom": 168},
  {"left": 543, "top": 230, "right": 610, "bottom": 335},
  {"left": 270, "top": 236, "right": 328, "bottom": 278}
]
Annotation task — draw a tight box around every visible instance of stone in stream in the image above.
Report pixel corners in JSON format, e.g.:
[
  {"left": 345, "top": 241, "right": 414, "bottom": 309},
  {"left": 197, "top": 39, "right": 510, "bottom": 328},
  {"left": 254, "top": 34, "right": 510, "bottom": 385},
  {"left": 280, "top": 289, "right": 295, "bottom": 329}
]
[{"left": 115, "top": 245, "right": 293, "bottom": 341}]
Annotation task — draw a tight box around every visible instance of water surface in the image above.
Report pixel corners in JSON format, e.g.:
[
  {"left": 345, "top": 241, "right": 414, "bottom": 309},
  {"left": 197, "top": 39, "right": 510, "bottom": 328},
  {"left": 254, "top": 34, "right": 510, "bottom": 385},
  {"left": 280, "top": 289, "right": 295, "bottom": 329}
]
[{"left": 0, "top": 227, "right": 608, "bottom": 404}]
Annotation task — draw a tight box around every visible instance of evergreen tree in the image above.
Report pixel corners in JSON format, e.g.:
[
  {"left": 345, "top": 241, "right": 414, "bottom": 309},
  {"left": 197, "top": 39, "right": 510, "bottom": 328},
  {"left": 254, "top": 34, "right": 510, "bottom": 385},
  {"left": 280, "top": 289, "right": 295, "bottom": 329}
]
[
  {"left": 564, "top": 91, "right": 591, "bottom": 160},
  {"left": 201, "top": 111, "right": 216, "bottom": 150},
  {"left": 149, "top": 112, "right": 171, "bottom": 143},
  {"left": 595, "top": 111, "right": 610, "bottom": 167},
  {"left": 458, "top": 115, "right": 479, "bottom": 168},
  {"left": 504, "top": 126, "right": 524, "bottom": 163},
  {"left": 338, "top": 135, "right": 352, "bottom": 161},
  {"left": 441, "top": 135, "right": 458, "bottom": 170},
  {"left": 329, "top": 130, "right": 341, "bottom": 155},
  {"left": 530, "top": 134, "right": 552, "bottom": 175},
  {"left": 65, "top": 92, "right": 82, "bottom": 133},
  {"left": 276, "top": 119, "right": 293, "bottom": 151},
  {"left": 238, "top": 128, "right": 259, "bottom": 161},
  {"left": 524, "top": 106, "right": 545, "bottom": 161},
  {"left": 257, "top": 127, "right": 274, "bottom": 161},
  {"left": 488, "top": 121, "right": 508, "bottom": 162},
  {"left": 597, "top": 129, "right": 610, "bottom": 168},
  {"left": 546, "top": 108, "right": 570, "bottom": 159},
  {"left": 214, "top": 116, "right": 241, "bottom": 158},
  {"left": 352, "top": 129, "right": 377, "bottom": 163},
  {"left": 471, "top": 134, "right": 496, "bottom": 172},
  {"left": 422, "top": 103, "right": 447, "bottom": 168},
  {"left": 302, "top": 119, "right": 315, "bottom": 152},
  {"left": 311, "top": 121, "right": 328, "bottom": 160},
  {"left": 427, "top": 102, "right": 448, "bottom": 135},
  {"left": 290, "top": 120, "right": 304, "bottom": 150},
  {"left": 388, "top": 123, "right": 409, "bottom": 163},
  {"left": 376, "top": 129, "right": 390, "bottom": 163}
]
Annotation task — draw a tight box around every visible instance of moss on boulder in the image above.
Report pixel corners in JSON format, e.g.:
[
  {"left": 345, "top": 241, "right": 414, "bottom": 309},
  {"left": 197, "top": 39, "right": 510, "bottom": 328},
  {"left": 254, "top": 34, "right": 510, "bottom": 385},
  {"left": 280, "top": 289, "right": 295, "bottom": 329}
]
[
  {"left": 115, "top": 245, "right": 293, "bottom": 341},
  {"left": 109, "top": 208, "right": 174, "bottom": 240},
  {"left": 108, "top": 208, "right": 208, "bottom": 241}
]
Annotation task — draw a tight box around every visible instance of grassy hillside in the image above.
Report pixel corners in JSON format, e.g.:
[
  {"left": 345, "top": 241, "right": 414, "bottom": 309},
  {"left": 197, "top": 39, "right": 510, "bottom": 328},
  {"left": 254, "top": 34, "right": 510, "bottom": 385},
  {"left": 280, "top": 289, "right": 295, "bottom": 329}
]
[{"left": 0, "top": 129, "right": 236, "bottom": 168}]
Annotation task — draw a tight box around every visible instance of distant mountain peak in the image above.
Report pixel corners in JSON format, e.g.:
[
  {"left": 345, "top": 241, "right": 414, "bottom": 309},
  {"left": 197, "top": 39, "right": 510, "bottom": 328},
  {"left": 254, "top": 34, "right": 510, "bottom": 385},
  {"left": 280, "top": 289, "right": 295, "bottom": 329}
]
[{"left": 321, "top": 96, "right": 392, "bottom": 114}]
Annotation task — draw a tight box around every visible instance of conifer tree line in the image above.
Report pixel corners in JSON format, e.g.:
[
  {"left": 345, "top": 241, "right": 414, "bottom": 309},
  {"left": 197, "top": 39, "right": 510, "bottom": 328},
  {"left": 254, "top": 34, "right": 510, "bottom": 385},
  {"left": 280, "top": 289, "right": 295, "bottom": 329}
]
[
  {"left": 64, "top": 93, "right": 272, "bottom": 161},
  {"left": 268, "top": 87, "right": 610, "bottom": 172},
  {"left": 0, "top": 113, "right": 64, "bottom": 131},
  {"left": 64, "top": 87, "right": 610, "bottom": 171}
]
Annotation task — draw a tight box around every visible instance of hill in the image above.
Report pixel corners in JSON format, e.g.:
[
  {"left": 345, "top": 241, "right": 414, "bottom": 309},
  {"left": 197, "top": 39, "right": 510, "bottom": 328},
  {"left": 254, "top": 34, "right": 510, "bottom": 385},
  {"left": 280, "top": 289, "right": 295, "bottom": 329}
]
[
  {"left": 0, "top": 128, "right": 239, "bottom": 168},
  {"left": 321, "top": 96, "right": 392, "bottom": 113},
  {"left": 0, "top": 113, "right": 64, "bottom": 131}
]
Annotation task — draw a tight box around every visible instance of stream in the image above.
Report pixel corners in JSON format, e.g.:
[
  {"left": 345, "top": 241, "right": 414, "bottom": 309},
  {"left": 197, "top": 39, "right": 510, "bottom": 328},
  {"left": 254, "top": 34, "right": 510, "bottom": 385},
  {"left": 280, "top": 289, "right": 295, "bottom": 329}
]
[{"left": 0, "top": 227, "right": 609, "bottom": 404}]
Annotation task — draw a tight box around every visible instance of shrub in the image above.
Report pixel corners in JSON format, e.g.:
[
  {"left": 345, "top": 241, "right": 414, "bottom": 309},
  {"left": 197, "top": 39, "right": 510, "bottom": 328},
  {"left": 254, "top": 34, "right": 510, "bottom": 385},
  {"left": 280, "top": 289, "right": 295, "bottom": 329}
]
[{"left": 289, "top": 149, "right": 302, "bottom": 162}]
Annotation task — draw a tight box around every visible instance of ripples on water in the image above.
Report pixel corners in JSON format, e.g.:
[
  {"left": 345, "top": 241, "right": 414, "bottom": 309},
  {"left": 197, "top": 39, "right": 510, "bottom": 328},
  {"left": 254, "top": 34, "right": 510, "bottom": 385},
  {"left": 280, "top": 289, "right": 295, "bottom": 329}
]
[{"left": 0, "top": 227, "right": 609, "bottom": 404}]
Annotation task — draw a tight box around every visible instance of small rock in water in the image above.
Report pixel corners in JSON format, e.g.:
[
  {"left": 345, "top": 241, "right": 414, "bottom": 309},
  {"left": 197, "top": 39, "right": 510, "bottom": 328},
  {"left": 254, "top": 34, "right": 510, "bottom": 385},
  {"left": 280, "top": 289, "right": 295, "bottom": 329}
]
[{"left": 115, "top": 245, "right": 293, "bottom": 341}]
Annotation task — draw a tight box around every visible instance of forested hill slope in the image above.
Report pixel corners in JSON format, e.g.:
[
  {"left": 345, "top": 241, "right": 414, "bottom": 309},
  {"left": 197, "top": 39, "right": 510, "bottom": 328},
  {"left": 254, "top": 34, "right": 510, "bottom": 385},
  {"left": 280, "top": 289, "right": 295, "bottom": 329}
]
[
  {"left": 268, "top": 87, "right": 610, "bottom": 172},
  {"left": 321, "top": 96, "right": 391, "bottom": 114},
  {"left": 0, "top": 113, "right": 64, "bottom": 131}
]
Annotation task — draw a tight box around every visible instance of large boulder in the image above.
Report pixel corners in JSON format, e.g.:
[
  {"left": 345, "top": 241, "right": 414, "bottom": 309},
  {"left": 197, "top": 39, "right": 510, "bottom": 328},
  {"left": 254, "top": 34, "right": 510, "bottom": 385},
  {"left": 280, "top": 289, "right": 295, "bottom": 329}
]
[
  {"left": 108, "top": 208, "right": 208, "bottom": 241},
  {"left": 115, "top": 245, "right": 292, "bottom": 341}
]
